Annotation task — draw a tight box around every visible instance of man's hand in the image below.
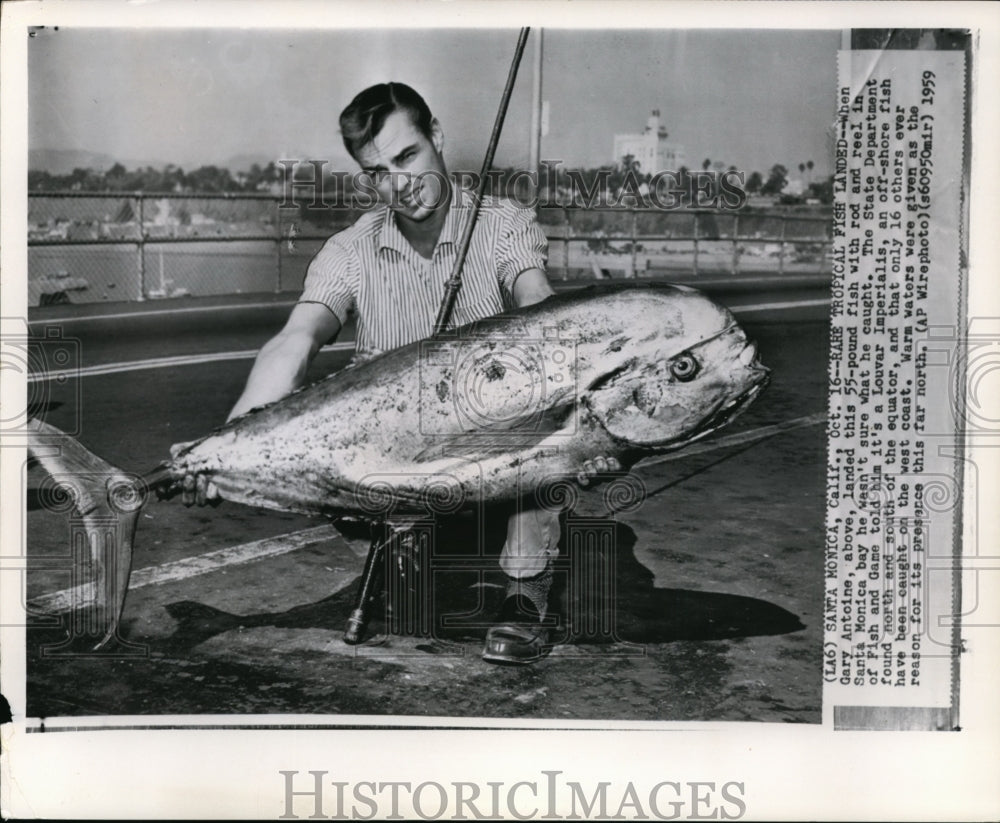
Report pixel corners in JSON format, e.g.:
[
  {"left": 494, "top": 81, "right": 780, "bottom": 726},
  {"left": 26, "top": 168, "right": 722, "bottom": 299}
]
[
  {"left": 183, "top": 474, "right": 220, "bottom": 507},
  {"left": 170, "top": 441, "right": 220, "bottom": 507},
  {"left": 576, "top": 455, "right": 623, "bottom": 487}
]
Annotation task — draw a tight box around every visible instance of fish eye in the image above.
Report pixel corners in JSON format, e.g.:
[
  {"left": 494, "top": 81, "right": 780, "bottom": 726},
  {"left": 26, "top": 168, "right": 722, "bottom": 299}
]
[{"left": 670, "top": 353, "right": 699, "bottom": 381}]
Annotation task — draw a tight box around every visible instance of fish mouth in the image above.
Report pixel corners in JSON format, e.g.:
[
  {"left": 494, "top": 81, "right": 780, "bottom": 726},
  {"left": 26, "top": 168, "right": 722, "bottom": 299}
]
[
  {"left": 680, "top": 338, "right": 770, "bottom": 443},
  {"left": 739, "top": 340, "right": 760, "bottom": 369},
  {"left": 693, "top": 369, "right": 770, "bottom": 439}
]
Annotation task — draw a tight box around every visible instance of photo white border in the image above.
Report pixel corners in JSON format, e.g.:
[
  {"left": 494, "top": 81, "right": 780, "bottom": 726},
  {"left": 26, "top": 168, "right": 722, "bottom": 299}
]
[{"left": 2, "top": 1, "right": 998, "bottom": 819}]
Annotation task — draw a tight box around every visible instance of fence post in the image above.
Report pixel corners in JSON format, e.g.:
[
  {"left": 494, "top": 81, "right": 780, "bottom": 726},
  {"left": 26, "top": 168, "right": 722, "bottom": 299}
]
[
  {"left": 136, "top": 194, "right": 145, "bottom": 301},
  {"left": 562, "top": 206, "right": 570, "bottom": 280},
  {"left": 820, "top": 218, "right": 830, "bottom": 275},
  {"left": 778, "top": 215, "right": 787, "bottom": 275},
  {"left": 692, "top": 211, "right": 699, "bottom": 276},
  {"left": 274, "top": 197, "right": 283, "bottom": 293},
  {"left": 731, "top": 213, "right": 740, "bottom": 275},
  {"left": 629, "top": 209, "right": 638, "bottom": 279}
]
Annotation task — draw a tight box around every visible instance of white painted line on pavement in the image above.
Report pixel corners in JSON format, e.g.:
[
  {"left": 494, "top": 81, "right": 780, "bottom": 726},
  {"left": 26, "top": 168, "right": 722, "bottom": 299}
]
[
  {"left": 27, "top": 524, "right": 340, "bottom": 614},
  {"left": 731, "top": 298, "right": 831, "bottom": 313},
  {"left": 28, "top": 300, "right": 297, "bottom": 326},
  {"left": 27, "top": 342, "right": 355, "bottom": 382}
]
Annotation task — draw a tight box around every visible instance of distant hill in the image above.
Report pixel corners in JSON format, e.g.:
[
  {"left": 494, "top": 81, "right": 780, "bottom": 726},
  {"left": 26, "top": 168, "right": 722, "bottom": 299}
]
[
  {"left": 29, "top": 148, "right": 161, "bottom": 175},
  {"left": 29, "top": 148, "right": 330, "bottom": 176},
  {"left": 30, "top": 149, "right": 116, "bottom": 174}
]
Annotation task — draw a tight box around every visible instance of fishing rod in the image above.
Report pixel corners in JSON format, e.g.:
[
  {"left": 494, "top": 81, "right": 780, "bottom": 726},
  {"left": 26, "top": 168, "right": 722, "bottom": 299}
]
[{"left": 431, "top": 26, "right": 532, "bottom": 336}]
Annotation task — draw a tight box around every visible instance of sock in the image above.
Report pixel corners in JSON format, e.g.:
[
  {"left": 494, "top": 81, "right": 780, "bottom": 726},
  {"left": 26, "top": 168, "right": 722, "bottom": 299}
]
[{"left": 505, "top": 568, "right": 553, "bottom": 619}]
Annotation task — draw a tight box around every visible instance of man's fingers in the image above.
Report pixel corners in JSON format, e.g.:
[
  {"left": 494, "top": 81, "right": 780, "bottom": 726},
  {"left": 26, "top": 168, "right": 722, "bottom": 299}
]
[
  {"left": 207, "top": 482, "right": 223, "bottom": 508},
  {"left": 195, "top": 476, "right": 209, "bottom": 507},
  {"left": 181, "top": 474, "right": 221, "bottom": 507},
  {"left": 576, "top": 455, "right": 624, "bottom": 487},
  {"left": 182, "top": 474, "right": 196, "bottom": 506},
  {"left": 591, "top": 456, "right": 622, "bottom": 473},
  {"left": 195, "top": 476, "right": 223, "bottom": 507}
]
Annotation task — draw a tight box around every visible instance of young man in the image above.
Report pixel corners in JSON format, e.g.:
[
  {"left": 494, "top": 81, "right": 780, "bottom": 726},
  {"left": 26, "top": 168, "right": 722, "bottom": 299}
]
[{"left": 184, "top": 82, "right": 603, "bottom": 664}]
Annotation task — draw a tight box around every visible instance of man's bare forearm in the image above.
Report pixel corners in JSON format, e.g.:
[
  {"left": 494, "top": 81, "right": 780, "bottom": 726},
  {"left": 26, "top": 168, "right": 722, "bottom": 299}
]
[
  {"left": 227, "top": 331, "right": 319, "bottom": 420},
  {"left": 227, "top": 302, "right": 342, "bottom": 421}
]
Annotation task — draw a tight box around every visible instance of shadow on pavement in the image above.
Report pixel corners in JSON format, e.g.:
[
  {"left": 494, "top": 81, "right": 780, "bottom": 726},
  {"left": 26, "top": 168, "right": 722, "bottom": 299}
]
[{"left": 159, "top": 519, "right": 804, "bottom": 653}]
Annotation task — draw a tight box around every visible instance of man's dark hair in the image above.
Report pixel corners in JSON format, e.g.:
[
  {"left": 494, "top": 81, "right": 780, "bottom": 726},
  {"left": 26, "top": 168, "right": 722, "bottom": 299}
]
[{"left": 339, "top": 82, "right": 434, "bottom": 158}]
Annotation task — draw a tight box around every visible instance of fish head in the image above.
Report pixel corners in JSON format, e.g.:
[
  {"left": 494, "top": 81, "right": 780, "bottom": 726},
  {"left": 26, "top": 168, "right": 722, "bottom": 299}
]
[{"left": 586, "top": 291, "right": 770, "bottom": 450}]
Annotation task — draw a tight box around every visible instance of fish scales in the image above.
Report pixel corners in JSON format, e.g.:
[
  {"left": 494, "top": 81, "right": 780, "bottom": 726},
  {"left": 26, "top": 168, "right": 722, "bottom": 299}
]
[{"left": 164, "top": 286, "right": 767, "bottom": 517}]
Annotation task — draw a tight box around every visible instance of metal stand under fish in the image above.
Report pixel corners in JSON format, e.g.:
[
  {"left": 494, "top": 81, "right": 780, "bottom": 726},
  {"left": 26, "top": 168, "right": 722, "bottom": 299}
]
[{"left": 27, "top": 284, "right": 770, "bottom": 650}]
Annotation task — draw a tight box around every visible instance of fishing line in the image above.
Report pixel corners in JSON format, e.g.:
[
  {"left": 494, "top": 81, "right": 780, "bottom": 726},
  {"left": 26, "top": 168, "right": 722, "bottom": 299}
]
[{"left": 599, "top": 438, "right": 769, "bottom": 518}]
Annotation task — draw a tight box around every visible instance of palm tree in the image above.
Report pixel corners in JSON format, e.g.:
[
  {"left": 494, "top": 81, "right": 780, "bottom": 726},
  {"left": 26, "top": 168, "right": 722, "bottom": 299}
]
[{"left": 762, "top": 164, "right": 788, "bottom": 196}]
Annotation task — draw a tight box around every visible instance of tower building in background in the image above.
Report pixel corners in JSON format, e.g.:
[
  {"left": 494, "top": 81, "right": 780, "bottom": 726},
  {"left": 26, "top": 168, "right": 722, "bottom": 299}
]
[{"left": 612, "top": 110, "right": 686, "bottom": 175}]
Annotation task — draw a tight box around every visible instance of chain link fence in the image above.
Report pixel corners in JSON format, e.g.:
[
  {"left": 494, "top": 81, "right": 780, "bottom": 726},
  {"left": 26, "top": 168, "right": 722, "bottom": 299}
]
[
  {"left": 28, "top": 193, "right": 290, "bottom": 304},
  {"left": 539, "top": 205, "right": 833, "bottom": 280},
  {"left": 27, "top": 192, "right": 831, "bottom": 306}
]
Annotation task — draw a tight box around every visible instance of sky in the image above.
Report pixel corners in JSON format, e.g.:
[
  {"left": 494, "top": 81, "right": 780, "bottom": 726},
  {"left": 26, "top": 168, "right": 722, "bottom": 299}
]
[{"left": 28, "top": 27, "right": 840, "bottom": 177}]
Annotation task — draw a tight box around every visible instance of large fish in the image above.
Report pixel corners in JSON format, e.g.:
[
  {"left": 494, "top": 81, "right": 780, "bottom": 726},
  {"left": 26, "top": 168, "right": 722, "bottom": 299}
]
[{"left": 27, "top": 284, "right": 769, "bottom": 647}]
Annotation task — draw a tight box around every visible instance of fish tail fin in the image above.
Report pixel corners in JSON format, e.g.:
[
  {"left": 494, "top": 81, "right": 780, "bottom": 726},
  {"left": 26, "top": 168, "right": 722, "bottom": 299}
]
[{"left": 27, "top": 419, "right": 146, "bottom": 650}]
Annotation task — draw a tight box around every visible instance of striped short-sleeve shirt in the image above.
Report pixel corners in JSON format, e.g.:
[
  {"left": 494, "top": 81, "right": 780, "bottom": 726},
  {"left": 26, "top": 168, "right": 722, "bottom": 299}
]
[{"left": 299, "top": 184, "right": 548, "bottom": 358}]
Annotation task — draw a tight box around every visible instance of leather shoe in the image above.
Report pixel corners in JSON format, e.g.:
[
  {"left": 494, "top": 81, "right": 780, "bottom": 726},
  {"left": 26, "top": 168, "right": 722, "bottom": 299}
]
[{"left": 482, "top": 594, "right": 553, "bottom": 665}]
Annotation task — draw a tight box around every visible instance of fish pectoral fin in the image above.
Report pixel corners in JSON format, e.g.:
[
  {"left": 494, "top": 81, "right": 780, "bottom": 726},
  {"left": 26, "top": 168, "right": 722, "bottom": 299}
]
[
  {"left": 413, "top": 402, "right": 576, "bottom": 463},
  {"left": 586, "top": 380, "right": 687, "bottom": 448},
  {"left": 414, "top": 438, "right": 519, "bottom": 462}
]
